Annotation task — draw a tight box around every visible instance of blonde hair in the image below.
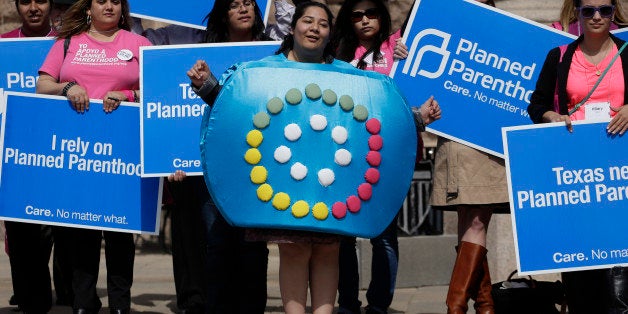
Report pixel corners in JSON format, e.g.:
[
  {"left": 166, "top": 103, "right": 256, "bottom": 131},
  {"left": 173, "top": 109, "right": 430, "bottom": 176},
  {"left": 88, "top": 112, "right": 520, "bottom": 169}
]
[{"left": 560, "top": 0, "right": 628, "bottom": 31}]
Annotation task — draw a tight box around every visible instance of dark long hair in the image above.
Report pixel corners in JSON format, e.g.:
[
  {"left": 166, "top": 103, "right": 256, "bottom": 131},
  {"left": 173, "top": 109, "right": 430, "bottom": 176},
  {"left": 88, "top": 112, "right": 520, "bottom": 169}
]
[
  {"left": 275, "top": 1, "right": 335, "bottom": 62},
  {"left": 332, "top": 0, "right": 391, "bottom": 69},
  {"left": 203, "top": 0, "right": 268, "bottom": 43},
  {"left": 57, "top": 0, "right": 131, "bottom": 38}
]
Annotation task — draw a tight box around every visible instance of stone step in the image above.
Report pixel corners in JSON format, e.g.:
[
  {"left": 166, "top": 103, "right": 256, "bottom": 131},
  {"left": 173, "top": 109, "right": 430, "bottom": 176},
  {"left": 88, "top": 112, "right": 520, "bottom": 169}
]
[{"left": 496, "top": 0, "right": 562, "bottom": 24}]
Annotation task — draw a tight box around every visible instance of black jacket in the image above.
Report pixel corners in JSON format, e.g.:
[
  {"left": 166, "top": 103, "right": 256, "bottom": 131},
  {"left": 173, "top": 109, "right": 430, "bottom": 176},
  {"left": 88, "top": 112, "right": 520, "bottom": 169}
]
[{"left": 527, "top": 34, "right": 628, "bottom": 123}]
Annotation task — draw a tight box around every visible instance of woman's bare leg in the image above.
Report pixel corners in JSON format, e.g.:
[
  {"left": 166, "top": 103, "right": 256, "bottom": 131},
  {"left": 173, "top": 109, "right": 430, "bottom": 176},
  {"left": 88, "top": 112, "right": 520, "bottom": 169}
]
[
  {"left": 309, "top": 242, "right": 340, "bottom": 314},
  {"left": 278, "top": 242, "right": 311, "bottom": 314}
]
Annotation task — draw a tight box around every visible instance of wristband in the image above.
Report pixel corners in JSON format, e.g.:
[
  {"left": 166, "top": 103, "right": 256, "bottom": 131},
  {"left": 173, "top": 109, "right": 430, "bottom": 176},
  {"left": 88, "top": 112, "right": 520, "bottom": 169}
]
[
  {"left": 121, "top": 90, "right": 134, "bottom": 102},
  {"left": 61, "top": 81, "right": 77, "bottom": 96}
]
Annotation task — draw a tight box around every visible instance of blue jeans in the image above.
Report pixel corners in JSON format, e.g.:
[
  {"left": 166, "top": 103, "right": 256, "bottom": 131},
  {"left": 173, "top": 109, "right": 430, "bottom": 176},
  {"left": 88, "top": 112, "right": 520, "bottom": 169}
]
[
  {"left": 338, "top": 217, "right": 399, "bottom": 314},
  {"left": 198, "top": 176, "right": 269, "bottom": 314}
]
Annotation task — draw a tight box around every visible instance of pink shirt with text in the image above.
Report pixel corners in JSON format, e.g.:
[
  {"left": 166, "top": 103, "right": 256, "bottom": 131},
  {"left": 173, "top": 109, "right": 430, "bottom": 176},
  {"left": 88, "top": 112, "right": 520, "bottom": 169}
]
[{"left": 39, "top": 30, "right": 151, "bottom": 99}]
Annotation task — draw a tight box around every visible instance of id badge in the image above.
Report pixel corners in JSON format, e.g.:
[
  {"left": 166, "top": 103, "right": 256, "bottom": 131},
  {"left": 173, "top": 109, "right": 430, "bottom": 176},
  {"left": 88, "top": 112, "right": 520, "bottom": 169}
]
[{"left": 585, "top": 102, "right": 611, "bottom": 120}]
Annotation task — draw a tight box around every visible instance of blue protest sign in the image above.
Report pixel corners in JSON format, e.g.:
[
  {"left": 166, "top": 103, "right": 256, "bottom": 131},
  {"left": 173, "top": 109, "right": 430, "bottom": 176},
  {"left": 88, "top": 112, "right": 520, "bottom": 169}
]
[
  {"left": 392, "top": 0, "right": 575, "bottom": 157},
  {"left": 140, "top": 42, "right": 279, "bottom": 177},
  {"left": 613, "top": 28, "right": 628, "bottom": 41},
  {"left": 0, "top": 89, "right": 3, "bottom": 135},
  {"left": 0, "top": 92, "right": 161, "bottom": 234},
  {"left": 130, "top": 0, "right": 270, "bottom": 29},
  {"left": 503, "top": 121, "right": 628, "bottom": 274},
  {"left": 0, "top": 38, "right": 55, "bottom": 93}
]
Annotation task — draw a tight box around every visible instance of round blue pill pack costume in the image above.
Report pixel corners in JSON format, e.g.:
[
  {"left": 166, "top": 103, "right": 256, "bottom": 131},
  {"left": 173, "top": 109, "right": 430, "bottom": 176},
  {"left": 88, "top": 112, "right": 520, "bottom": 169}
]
[{"left": 201, "top": 54, "right": 416, "bottom": 238}]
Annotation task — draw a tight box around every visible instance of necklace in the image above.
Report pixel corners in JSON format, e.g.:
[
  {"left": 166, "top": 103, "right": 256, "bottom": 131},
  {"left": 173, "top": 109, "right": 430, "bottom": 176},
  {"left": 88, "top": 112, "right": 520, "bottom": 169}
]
[
  {"left": 580, "top": 38, "right": 612, "bottom": 76},
  {"left": 88, "top": 27, "right": 119, "bottom": 35}
]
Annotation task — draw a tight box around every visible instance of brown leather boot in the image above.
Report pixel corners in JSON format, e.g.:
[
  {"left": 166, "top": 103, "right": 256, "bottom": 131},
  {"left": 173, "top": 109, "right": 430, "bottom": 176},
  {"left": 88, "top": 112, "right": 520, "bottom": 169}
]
[
  {"left": 446, "top": 241, "right": 487, "bottom": 314},
  {"left": 473, "top": 256, "right": 495, "bottom": 314}
]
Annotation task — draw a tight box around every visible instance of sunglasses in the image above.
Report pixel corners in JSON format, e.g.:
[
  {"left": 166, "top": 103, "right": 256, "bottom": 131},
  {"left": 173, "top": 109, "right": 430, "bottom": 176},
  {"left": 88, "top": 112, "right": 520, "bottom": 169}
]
[
  {"left": 578, "top": 5, "right": 615, "bottom": 19},
  {"left": 350, "top": 8, "right": 380, "bottom": 23}
]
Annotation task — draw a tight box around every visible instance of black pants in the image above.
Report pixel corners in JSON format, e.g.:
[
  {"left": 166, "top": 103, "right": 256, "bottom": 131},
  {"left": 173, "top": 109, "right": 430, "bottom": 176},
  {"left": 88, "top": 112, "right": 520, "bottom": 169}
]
[
  {"left": 167, "top": 178, "right": 209, "bottom": 313},
  {"left": 5, "top": 221, "right": 53, "bottom": 313},
  {"left": 563, "top": 267, "right": 628, "bottom": 314},
  {"left": 69, "top": 228, "right": 135, "bottom": 311},
  {"left": 52, "top": 226, "right": 75, "bottom": 306},
  {"left": 203, "top": 205, "right": 268, "bottom": 314}
]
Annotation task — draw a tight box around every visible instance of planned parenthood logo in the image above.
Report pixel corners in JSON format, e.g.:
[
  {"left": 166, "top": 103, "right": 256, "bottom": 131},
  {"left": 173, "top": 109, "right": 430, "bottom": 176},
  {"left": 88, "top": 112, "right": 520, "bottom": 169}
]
[{"left": 402, "top": 28, "right": 536, "bottom": 104}]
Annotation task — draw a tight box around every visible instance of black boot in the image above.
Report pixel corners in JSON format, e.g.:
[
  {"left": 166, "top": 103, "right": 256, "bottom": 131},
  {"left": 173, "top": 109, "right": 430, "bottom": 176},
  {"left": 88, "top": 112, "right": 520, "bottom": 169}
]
[
  {"left": 562, "top": 269, "right": 607, "bottom": 314},
  {"left": 606, "top": 266, "right": 628, "bottom": 314}
]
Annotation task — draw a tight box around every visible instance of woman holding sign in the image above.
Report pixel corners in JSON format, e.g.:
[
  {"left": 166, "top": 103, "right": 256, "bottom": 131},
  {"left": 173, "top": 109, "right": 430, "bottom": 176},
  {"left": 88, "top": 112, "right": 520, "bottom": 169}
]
[
  {"left": 36, "top": 0, "right": 151, "bottom": 313},
  {"left": 330, "top": 0, "right": 440, "bottom": 313},
  {"left": 529, "top": 0, "right": 628, "bottom": 312},
  {"left": 164, "top": 0, "right": 272, "bottom": 312},
  {"left": 430, "top": 1, "right": 507, "bottom": 313}
]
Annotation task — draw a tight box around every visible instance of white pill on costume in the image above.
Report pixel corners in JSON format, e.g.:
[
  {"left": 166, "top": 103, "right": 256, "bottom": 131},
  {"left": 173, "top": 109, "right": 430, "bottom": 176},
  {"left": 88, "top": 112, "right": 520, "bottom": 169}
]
[
  {"left": 274, "top": 145, "right": 292, "bottom": 163},
  {"left": 332, "top": 126, "right": 348, "bottom": 144},
  {"left": 335, "top": 149, "right": 352, "bottom": 166},
  {"left": 318, "top": 168, "right": 335, "bottom": 187},
  {"left": 284, "top": 123, "right": 302, "bottom": 141},
  {"left": 310, "top": 115, "right": 327, "bottom": 131},
  {"left": 290, "top": 162, "right": 308, "bottom": 180}
]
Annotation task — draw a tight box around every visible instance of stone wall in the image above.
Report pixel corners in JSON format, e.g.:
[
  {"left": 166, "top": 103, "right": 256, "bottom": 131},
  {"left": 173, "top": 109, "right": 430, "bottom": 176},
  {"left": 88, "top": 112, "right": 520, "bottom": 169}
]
[{"left": 1, "top": 0, "right": 20, "bottom": 34}]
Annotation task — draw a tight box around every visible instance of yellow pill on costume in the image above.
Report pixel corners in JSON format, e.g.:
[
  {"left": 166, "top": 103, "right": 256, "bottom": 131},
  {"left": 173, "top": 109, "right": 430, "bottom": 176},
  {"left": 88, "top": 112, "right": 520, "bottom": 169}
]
[
  {"left": 246, "top": 130, "right": 263, "bottom": 147},
  {"left": 257, "top": 184, "right": 273, "bottom": 202},
  {"left": 244, "top": 148, "right": 262, "bottom": 164},
  {"left": 312, "top": 202, "right": 329, "bottom": 220},
  {"left": 291, "top": 200, "right": 309, "bottom": 218},
  {"left": 272, "top": 192, "right": 291, "bottom": 210},
  {"left": 250, "top": 166, "right": 267, "bottom": 184}
]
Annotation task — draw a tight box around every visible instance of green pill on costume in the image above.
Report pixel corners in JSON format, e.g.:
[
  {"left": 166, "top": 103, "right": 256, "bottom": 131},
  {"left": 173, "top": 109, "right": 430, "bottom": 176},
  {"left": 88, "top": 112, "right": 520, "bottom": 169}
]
[
  {"left": 253, "top": 112, "right": 271, "bottom": 129},
  {"left": 353, "top": 105, "right": 368, "bottom": 121},
  {"left": 339, "top": 95, "right": 354, "bottom": 111},
  {"left": 322, "top": 89, "right": 337, "bottom": 106},
  {"left": 285, "top": 88, "right": 302, "bottom": 105},
  {"left": 305, "top": 83, "right": 322, "bottom": 100},
  {"left": 266, "top": 97, "right": 284, "bottom": 114}
]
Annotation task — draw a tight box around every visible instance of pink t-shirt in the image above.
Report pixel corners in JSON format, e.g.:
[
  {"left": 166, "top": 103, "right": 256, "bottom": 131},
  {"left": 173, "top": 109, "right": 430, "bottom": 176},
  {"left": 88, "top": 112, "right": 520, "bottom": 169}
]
[
  {"left": 350, "top": 29, "right": 401, "bottom": 76},
  {"left": 39, "top": 30, "right": 152, "bottom": 99},
  {"left": 566, "top": 44, "right": 624, "bottom": 121},
  {"left": 1, "top": 27, "right": 57, "bottom": 38},
  {"left": 1, "top": 28, "right": 23, "bottom": 38}
]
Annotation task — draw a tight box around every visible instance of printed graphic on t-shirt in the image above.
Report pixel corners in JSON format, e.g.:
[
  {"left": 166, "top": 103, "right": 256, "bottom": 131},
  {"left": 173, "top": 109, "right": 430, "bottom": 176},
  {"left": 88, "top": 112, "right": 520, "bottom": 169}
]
[
  {"left": 71, "top": 43, "right": 130, "bottom": 66},
  {"left": 351, "top": 51, "right": 388, "bottom": 70}
]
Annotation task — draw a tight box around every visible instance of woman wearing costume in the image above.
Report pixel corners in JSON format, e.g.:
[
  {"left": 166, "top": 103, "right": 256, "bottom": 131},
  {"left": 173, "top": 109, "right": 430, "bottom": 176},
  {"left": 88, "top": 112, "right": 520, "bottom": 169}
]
[
  {"left": 187, "top": 3, "right": 340, "bottom": 313},
  {"left": 529, "top": 0, "right": 628, "bottom": 312},
  {"left": 187, "top": 2, "right": 439, "bottom": 313},
  {"left": 36, "top": 0, "right": 151, "bottom": 312}
]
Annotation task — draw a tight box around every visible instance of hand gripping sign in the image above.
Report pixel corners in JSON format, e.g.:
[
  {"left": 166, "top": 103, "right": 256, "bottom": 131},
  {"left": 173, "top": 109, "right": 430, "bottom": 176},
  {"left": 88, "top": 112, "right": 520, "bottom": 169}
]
[{"left": 200, "top": 57, "right": 417, "bottom": 238}]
